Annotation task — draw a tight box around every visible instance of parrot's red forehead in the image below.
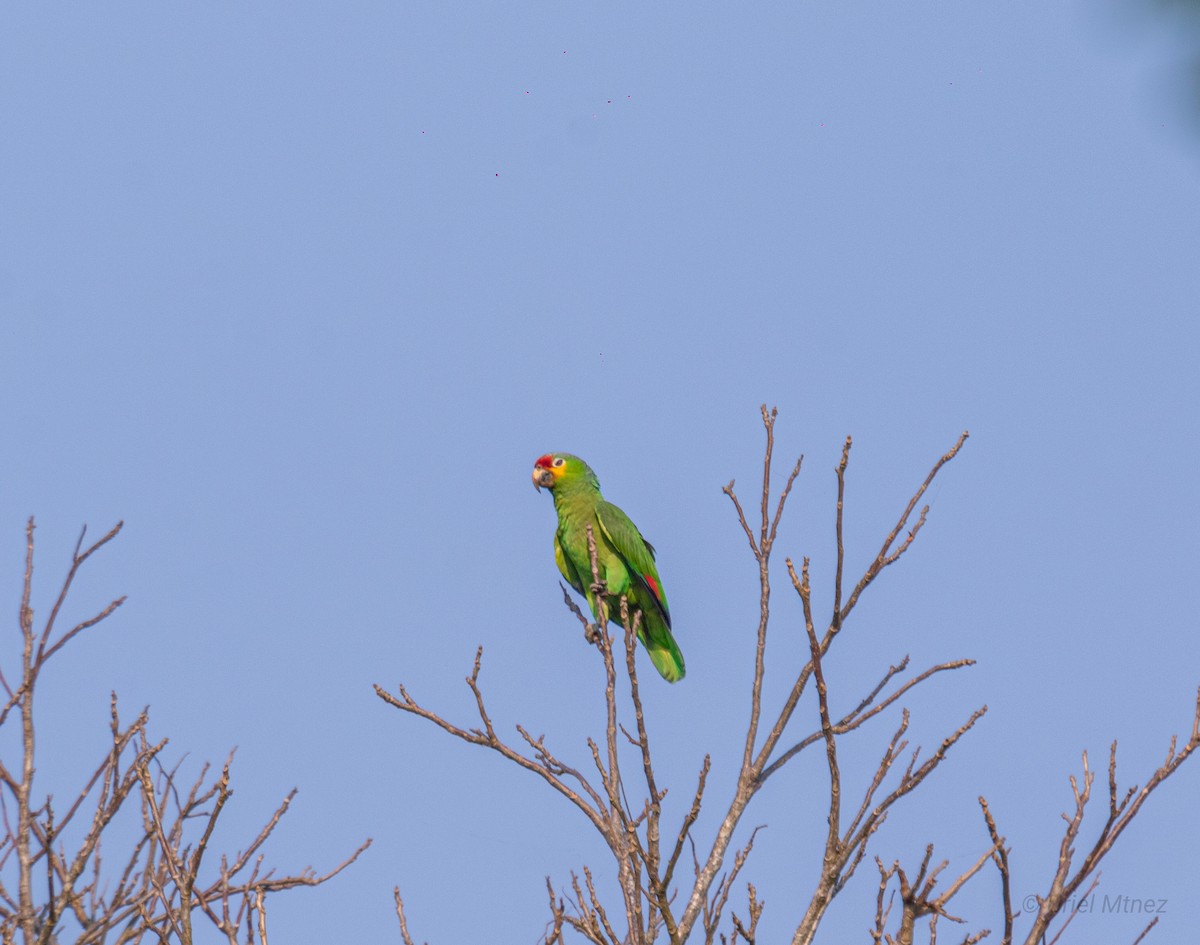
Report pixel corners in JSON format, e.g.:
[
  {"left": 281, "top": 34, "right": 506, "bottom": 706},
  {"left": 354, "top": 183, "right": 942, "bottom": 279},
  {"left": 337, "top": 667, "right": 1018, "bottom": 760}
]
[{"left": 535, "top": 454, "right": 555, "bottom": 469}]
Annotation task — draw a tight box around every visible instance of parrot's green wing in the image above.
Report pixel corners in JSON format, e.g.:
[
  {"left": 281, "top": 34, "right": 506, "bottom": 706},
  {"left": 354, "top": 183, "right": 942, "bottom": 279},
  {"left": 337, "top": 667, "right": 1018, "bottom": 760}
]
[
  {"left": 594, "top": 501, "right": 684, "bottom": 682},
  {"left": 594, "top": 502, "right": 671, "bottom": 626},
  {"left": 554, "top": 532, "right": 586, "bottom": 597}
]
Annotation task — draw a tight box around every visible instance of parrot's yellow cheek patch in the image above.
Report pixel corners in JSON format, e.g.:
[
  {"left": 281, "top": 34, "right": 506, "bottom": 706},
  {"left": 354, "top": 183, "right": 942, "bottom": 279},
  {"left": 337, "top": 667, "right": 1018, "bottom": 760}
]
[{"left": 533, "top": 455, "right": 569, "bottom": 487}]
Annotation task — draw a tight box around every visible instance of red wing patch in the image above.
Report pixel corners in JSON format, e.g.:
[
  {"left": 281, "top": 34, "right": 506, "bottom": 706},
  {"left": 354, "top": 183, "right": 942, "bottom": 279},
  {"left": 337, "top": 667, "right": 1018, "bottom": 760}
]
[{"left": 639, "top": 571, "right": 671, "bottom": 628}]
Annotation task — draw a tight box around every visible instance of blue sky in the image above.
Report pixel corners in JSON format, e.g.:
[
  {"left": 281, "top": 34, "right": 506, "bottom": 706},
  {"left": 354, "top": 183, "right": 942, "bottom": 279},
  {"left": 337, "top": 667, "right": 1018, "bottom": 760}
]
[{"left": 2, "top": 2, "right": 1198, "bottom": 942}]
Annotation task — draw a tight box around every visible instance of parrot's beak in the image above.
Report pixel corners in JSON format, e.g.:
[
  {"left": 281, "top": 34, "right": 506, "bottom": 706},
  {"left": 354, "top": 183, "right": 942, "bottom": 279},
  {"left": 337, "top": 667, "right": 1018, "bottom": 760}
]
[{"left": 532, "top": 467, "right": 555, "bottom": 491}]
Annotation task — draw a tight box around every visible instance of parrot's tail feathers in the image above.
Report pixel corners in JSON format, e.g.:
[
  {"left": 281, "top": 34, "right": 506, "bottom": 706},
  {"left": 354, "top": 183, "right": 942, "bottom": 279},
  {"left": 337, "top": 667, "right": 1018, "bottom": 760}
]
[{"left": 646, "top": 634, "right": 686, "bottom": 683}]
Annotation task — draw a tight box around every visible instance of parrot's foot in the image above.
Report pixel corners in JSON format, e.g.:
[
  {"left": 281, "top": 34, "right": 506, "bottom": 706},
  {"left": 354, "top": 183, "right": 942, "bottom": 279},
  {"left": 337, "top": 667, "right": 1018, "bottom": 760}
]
[
  {"left": 589, "top": 579, "right": 608, "bottom": 596},
  {"left": 584, "top": 622, "right": 601, "bottom": 644}
]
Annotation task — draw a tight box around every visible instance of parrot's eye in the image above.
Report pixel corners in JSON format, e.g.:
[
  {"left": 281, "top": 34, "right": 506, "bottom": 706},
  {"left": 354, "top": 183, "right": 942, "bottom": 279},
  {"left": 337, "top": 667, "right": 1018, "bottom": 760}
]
[{"left": 553, "top": 458, "right": 565, "bottom": 468}]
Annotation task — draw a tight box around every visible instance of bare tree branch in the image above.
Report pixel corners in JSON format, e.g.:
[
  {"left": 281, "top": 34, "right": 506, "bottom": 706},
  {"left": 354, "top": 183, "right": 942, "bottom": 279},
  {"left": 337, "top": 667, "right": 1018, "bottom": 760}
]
[
  {"left": 1019, "top": 691, "right": 1200, "bottom": 945},
  {"left": 378, "top": 411, "right": 1199, "bottom": 945},
  {"left": 1, "top": 520, "right": 368, "bottom": 945},
  {"left": 395, "top": 886, "right": 426, "bottom": 945}
]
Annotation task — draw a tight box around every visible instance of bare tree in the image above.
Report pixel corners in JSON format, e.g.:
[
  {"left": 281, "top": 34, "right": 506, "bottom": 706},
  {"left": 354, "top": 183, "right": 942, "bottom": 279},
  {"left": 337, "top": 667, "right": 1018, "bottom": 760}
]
[
  {"left": 377, "top": 407, "right": 1199, "bottom": 944},
  {"left": 0, "top": 518, "right": 370, "bottom": 945}
]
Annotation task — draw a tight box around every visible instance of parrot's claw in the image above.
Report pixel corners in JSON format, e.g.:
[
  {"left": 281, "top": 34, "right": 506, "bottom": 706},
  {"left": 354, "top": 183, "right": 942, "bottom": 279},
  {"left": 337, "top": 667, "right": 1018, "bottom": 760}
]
[{"left": 589, "top": 580, "right": 607, "bottom": 596}]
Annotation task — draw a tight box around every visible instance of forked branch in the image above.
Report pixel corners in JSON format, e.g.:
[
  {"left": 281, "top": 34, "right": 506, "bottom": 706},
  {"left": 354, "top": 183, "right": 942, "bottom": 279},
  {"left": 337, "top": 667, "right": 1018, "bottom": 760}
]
[
  {"left": 1, "top": 520, "right": 369, "bottom": 945},
  {"left": 376, "top": 410, "right": 1198, "bottom": 945}
]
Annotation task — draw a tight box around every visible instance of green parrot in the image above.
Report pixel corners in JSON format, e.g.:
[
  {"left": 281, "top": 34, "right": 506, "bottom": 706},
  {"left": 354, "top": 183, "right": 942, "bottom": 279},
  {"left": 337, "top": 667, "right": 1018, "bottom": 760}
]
[{"left": 532, "top": 453, "right": 685, "bottom": 682}]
